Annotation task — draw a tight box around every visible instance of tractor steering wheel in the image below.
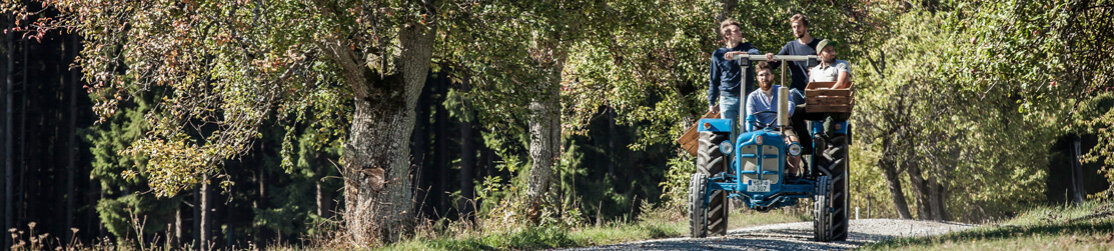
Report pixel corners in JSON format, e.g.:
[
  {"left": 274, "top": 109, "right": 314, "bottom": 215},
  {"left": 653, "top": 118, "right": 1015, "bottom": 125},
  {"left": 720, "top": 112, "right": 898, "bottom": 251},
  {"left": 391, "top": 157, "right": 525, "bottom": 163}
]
[{"left": 751, "top": 110, "right": 779, "bottom": 129}]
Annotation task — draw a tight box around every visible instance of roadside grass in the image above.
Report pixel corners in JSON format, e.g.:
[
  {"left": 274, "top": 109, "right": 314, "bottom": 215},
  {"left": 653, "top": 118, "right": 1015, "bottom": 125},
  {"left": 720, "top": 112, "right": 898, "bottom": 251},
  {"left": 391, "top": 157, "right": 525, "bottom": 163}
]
[
  {"left": 379, "top": 205, "right": 807, "bottom": 250},
  {"left": 861, "top": 201, "right": 1114, "bottom": 250}
]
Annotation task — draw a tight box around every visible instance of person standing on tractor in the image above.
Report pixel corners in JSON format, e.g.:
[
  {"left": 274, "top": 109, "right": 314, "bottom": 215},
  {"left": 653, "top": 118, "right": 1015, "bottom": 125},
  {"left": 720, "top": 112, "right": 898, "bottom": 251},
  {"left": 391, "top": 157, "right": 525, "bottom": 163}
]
[
  {"left": 764, "top": 14, "right": 821, "bottom": 100},
  {"left": 708, "top": 18, "right": 762, "bottom": 121},
  {"left": 745, "top": 62, "right": 801, "bottom": 175},
  {"left": 809, "top": 39, "right": 851, "bottom": 88},
  {"left": 765, "top": 13, "right": 821, "bottom": 154}
]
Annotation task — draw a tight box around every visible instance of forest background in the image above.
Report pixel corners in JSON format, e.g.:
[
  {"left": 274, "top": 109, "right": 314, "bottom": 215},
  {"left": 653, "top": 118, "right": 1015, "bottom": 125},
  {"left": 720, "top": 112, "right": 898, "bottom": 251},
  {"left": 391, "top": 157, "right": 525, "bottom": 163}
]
[{"left": 0, "top": 0, "right": 1112, "bottom": 249}]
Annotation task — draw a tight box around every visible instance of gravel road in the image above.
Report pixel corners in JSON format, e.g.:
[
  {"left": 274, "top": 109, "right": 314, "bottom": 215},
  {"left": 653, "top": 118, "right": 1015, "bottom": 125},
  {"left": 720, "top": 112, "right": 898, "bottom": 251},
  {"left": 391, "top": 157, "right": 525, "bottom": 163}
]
[{"left": 564, "top": 219, "right": 974, "bottom": 251}]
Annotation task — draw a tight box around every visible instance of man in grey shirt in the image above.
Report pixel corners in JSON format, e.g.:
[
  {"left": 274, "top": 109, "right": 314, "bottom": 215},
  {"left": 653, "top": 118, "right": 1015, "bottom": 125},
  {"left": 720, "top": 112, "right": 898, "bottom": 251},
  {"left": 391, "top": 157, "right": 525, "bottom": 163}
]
[
  {"left": 809, "top": 39, "right": 852, "bottom": 139},
  {"left": 809, "top": 39, "right": 851, "bottom": 88}
]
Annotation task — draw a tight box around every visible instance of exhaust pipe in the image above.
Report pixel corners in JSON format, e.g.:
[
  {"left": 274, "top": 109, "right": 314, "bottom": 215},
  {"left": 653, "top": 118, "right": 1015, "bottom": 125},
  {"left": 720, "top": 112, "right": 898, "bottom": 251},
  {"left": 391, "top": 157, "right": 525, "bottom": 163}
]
[{"left": 777, "top": 86, "right": 788, "bottom": 128}]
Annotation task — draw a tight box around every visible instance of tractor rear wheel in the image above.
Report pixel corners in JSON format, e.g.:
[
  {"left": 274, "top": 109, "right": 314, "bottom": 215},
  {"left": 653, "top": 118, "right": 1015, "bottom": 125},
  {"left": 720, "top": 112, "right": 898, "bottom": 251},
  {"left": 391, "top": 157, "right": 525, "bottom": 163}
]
[
  {"left": 695, "top": 131, "right": 729, "bottom": 236},
  {"left": 815, "top": 133, "right": 849, "bottom": 241}
]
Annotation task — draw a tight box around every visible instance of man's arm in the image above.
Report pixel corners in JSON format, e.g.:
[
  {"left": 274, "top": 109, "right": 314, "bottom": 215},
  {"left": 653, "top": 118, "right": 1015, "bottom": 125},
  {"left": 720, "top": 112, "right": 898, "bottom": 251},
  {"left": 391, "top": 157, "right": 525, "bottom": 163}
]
[
  {"left": 765, "top": 43, "right": 789, "bottom": 69},
  {"left": 708, "top": 56, "right": 721, "bottom": 110},
  {"left": 833, "top": 71, "right": 850, "bottom": 89},
  {"left": 833, "top": 61, "right": 852, "bottom": 89}
]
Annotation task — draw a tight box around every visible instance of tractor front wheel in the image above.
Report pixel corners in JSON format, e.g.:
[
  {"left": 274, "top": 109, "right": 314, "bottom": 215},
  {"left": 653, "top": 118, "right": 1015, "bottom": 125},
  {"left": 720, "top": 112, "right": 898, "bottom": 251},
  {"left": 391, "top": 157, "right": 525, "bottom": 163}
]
[
  {"left": 689, "top": 173, "right": 709, "bottom": 238},
  {"left": 695, "top": 131, "right": 729, "bottom": 236}
]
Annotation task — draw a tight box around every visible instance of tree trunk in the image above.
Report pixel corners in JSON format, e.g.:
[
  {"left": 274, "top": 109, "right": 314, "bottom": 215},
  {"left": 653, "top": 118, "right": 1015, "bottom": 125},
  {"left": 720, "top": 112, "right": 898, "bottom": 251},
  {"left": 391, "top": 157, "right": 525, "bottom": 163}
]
[
  {"left": 1070, "top": 135, "right": 1086, "bottom": 204},
  {"left": 254, "top": 160, "right": 265, "bottom": 243},
  {"left": 316, "top": 164, "right": 333, "bottom": 219},
  {"left": 434, "top": 77, "right": 449, "bottom": 215},
  {"left": 64, "top": 34, "right": 78, "bottom": 245},
  {"left": 2, "top": 26, "right": 12, "bottom": 251},
  {"left": 458, "top": 79, "right": 476, "bottom": 221},
  {"left": 411, "top": 77, "right": 431, "bottom": 218},
  {"left": 526, "top": 65, "right": 563, "bottom": 209},
  {"left": 607, "top": 108, "right": 614, "bottom": 180},
  {"left": 879, "top": 157, "right": 913, "bottom": 219},
  {"left": 928, "top": 175, "right": 947, "bottom": 221},
  {"left": 200, "top": 174, "right": 211, "bottom": 250},
  {"left": 173, "top": 204, "right": 183, "bottom": 247},
  {"left": 906, "top": 162, "right": 933, "bottom": 220},
  {"left": 906, "top": 160, "right": 946, "bottom": 221},
  {"left": 338, "top": 24, "right": 433, "bottom": 245},
  {"left": 193, "top": 186, "right": 200, "bottom": 248}
]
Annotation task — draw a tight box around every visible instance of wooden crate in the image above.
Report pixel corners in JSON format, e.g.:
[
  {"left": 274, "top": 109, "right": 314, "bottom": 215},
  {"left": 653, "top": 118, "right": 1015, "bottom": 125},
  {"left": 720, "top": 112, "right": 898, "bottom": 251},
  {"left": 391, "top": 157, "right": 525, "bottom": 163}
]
[
  {"left": 676, "top": 111, "right": 719, "bottom": 156},
  {"left": 804, "top": 81, "right": 854, "bottom": 113}
]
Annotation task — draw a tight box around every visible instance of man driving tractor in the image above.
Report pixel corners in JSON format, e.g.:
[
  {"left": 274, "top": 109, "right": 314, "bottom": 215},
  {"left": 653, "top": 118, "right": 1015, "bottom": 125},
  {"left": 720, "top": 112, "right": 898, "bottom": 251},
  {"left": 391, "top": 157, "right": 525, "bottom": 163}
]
[{"left": 745, "top": 61, "right": 801, "bottom": 176}]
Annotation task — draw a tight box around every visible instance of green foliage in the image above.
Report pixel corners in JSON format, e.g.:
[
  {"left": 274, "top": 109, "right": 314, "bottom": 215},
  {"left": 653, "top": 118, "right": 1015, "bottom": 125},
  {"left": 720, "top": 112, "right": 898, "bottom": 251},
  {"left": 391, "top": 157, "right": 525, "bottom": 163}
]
[
  {"left": 252, "top": 125, "right": 343, "bottom": 239},
  {"left": 15, "top": 0, "right": 407, "bottom": 198},
  {"left": 16, "top": 0, "right": 1114, "bottom": 247},
  {"left": 853, "top": 9, "right": 1054, "bottom": 221},
  {"left": 1074, "top": 93, "right": 1114, "bottom": 194},
  {"left": 85, "top": 94, "right": 183, "bottom": 240},
  {"left": 951, "top": 0, "right": 1114, "bottom": 195},
  {"left": 659, "top": 155, "right": 696, "bottom": 208},
  {"left": 385, "top": 225, "right": 577, "bottom": 251},
  {"left": 94, "top": 194, "right": 178, "bottom": 240},
  {"left": 383, "top": 204, "right": 803, "bottom": 250}
]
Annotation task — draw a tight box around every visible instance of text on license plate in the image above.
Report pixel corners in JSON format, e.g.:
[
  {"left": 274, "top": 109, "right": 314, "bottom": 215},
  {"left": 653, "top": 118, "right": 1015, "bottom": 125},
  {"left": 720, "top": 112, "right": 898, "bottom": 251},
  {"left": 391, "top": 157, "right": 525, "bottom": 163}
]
[{"left": 747, "top": 180, "right": 771, "bottom": 192}]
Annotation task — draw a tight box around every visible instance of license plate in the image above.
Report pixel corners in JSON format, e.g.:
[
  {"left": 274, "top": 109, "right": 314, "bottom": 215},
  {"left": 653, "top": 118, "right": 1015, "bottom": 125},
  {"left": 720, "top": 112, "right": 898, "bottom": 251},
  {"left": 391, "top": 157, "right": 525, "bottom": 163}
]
[{"left": 747, "top": 180, "right": 771, "bottom": 192}]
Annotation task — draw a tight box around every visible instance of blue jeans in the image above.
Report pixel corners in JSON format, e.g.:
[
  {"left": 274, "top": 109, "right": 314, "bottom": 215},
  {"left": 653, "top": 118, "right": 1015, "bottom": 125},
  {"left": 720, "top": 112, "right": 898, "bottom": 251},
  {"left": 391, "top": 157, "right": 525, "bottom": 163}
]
[
  {"left": 719, "top": 95, "right": 740, "bottom": 122},
  {"left": 790, "top": 88, "right": 805, "bottom": 105}
]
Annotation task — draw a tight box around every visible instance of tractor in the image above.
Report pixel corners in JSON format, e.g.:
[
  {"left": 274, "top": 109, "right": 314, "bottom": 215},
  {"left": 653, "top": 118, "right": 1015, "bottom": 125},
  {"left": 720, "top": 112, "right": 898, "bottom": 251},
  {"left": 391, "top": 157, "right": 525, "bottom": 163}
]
[{"left": 686, "top": 55, "right": 852, "bottom": 242}]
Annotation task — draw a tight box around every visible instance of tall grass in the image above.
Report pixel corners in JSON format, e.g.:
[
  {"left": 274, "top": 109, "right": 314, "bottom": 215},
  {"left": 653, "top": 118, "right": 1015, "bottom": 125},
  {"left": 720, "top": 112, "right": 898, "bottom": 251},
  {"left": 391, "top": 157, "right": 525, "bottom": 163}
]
[{"left": 379, "top": 204, "right": 807, "bottom": 250}]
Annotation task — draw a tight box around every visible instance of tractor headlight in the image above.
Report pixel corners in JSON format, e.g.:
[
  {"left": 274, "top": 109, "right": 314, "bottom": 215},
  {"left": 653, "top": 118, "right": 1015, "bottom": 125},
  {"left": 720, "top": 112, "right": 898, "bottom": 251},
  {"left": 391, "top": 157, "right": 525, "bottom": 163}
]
[
  {"left": 787, "top": 143, "right": 802, "bottom": 156},
  {"left": 719, "top": 140, "right": 733, "bottom": 155}
]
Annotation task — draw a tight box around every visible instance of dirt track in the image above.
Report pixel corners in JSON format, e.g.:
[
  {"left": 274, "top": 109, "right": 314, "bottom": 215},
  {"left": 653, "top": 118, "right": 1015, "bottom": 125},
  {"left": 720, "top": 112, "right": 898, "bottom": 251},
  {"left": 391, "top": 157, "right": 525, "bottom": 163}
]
[{"left": 564, "top": 219, "right": 974, "bottom": 251}]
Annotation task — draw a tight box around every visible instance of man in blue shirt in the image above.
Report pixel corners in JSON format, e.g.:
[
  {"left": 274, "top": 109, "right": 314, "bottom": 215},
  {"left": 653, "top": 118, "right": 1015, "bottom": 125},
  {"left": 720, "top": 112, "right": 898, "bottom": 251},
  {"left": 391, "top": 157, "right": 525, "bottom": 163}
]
[
  {"left": 764, "top": 14, "right": 821, "bottom": 94},
  {"left": 745, "top": 62, "right": 801, "bottom": 175},
  {"left": 764, "top": 13, "right": 819, "bottom": 154},
  {"left": 708, "top": 18, "right": 762, "bottom": 121},
  {"left": 745, "top": 62, "right": 794, "bottom": 128}
]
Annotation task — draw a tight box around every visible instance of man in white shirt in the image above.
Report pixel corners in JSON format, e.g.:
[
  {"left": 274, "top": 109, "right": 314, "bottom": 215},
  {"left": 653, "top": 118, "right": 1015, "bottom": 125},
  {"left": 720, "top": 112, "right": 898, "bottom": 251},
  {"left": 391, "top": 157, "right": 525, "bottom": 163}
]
[{"left": 808, "top": 39, "right": 851, "bottom": 88}]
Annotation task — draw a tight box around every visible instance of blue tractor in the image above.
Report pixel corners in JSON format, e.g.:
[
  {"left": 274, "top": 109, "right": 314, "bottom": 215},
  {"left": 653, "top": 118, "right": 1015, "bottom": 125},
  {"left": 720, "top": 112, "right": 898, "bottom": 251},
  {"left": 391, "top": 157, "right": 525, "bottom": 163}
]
[{"left": 689, "top": 55, "right": 851, "bottom": 242}]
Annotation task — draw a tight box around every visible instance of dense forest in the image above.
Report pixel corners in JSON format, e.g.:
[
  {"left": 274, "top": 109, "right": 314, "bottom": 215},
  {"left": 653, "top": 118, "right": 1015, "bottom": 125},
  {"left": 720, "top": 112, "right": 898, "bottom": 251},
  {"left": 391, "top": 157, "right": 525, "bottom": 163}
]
[{"left": 0, "top": 0, "right": 1112, "bottom": 249}]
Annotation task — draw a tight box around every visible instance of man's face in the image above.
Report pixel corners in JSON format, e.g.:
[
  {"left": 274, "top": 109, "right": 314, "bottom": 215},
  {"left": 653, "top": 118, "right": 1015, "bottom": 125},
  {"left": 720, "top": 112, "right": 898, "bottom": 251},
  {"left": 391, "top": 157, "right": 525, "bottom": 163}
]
[
  {"left": 757, "top": 69, "right": 774, "bottom": 90},
  {"left": 820, "top": 46, "right": 836, "bottom": 62},
  {"left": 721, "top": 25, "right": 742, "bottom": 43},
  {"left": 792, "top": 21, "right": 808, "bottom": 39}
]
